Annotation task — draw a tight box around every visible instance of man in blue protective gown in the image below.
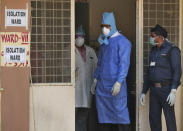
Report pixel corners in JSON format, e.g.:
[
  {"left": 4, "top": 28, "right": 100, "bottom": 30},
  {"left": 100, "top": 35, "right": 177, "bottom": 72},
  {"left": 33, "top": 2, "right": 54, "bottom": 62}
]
[{"left": 91, "top": 12, "right": 131, "bottom": 131}]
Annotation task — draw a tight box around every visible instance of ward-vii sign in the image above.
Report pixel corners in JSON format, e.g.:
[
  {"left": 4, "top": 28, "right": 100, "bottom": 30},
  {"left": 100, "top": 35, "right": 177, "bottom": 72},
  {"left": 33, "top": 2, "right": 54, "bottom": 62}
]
[{"left": 0, "top": 32, "right": 30, "bottom": 67}]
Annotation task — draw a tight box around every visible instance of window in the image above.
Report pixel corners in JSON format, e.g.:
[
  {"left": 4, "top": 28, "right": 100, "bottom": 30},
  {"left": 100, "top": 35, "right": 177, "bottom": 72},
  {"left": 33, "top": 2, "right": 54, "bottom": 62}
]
[
  {"left": 31, "top": 0, "right": 73, "bottom": 84},
  {"left": 143, "top": 0, "right": 180, "bottom": 75}
]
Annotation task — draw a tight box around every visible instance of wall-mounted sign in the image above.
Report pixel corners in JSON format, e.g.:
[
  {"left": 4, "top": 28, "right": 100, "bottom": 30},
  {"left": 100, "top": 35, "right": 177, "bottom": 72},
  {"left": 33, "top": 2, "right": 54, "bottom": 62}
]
[
  {"left": 0, "top": 32, "right": 30, "bottom": 67},
  {"left": 4, "top": 46, "right": 27, "bottom": 63},
  {"left": 5, "top": 4, "right": 28, "bottom": 30}
]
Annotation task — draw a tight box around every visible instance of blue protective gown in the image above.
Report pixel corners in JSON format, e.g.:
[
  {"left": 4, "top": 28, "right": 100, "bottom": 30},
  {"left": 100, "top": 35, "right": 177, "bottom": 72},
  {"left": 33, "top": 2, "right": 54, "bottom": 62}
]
[{"left": 94, "top": 12, "right": 131, "bottom": 124}]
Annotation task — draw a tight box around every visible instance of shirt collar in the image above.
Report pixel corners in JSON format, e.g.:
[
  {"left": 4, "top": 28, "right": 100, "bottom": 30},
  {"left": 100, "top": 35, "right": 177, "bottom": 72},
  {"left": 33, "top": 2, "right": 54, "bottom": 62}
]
[
  {"left": 155, "top": 41, "right": 167, "bottom": 50},
  {"left": 111, "top": 31, "right": 120, "bottom": 38},
  {"left": 107, "top": 31, "right": 120, "bottom": 39}
]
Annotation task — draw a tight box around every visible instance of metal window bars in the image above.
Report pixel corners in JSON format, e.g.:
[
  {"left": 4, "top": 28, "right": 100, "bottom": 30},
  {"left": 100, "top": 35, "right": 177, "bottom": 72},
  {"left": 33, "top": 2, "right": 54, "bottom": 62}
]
[
  {"left": 31, "top": 0, "right": 71, "bottom": 83},
  {"left": 143, "top": 0, "right": 180, "bottom": 76}
]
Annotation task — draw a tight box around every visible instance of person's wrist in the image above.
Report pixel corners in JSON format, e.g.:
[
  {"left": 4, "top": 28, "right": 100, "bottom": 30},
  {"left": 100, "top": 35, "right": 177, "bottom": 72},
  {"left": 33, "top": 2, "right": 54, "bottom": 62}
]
[
  {"left": 171, "top": 89, "right": 176, "bottom": 95},
  {"left": 141, "top": 90, "right": 147, "bottom": 95},
  {"left": 171, "top": 83, "right": 178, "bottom": 90},
  {"left": 94, "top": 79, "right": 97, "bottom": 83},
  {"left": 116, "top": 81, "right": 121, "bottom": 87},
  {"left": 141, "top": 93, "right": 145, "bottom": 96}
]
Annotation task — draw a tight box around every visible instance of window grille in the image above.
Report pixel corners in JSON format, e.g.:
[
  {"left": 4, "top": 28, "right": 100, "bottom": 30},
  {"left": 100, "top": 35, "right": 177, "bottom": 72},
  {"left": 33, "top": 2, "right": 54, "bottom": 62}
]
[
  {"left": 143, "top": 0, "right": 180, "bottom": 75},
  {"left": 31, "top": 0, "right": 72, "bottom": 83}
]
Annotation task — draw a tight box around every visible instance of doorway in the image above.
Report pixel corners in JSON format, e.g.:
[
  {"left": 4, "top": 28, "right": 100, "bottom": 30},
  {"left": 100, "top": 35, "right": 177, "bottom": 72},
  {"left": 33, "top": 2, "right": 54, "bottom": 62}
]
[{"left": 75, "top": 0, "right": 136, "bottom": 130}]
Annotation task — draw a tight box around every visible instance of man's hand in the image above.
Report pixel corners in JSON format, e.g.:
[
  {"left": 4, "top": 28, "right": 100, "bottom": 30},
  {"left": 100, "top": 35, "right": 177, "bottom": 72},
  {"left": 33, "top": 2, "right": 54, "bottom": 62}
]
[
  {"left": 91, "top": 79, "right": 97, "bottom": 95},
  {"left": 140, "top": 93, "right": 146, "bottom": 106},
  {"left": 167, "top": 89, "right": 176, "bottom": 106},
  {"left": 111, "top": 82, "right": 121, "bottom": 96}
]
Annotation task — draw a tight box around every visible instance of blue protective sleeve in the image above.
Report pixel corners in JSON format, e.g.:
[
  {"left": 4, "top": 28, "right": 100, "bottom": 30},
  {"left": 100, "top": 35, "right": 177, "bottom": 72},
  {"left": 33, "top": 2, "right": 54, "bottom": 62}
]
[{"left": 117, "top": 39, "right": 131, "bottom": 84}]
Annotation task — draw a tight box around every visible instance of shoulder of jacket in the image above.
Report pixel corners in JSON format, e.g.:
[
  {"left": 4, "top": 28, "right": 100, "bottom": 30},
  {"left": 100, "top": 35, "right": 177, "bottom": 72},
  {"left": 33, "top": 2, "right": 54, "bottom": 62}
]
[
  {"left": 166, "top": 42, "right": 180, "bottom": 50},
  {"left": 166, "top": 41, "right": 176, "bottom": 47},
  {"left": 118, "top": 35, "right": 131, "bottom": 46},
  {"left": 165, "top": 42, "right": 181, "bottom": 55}
]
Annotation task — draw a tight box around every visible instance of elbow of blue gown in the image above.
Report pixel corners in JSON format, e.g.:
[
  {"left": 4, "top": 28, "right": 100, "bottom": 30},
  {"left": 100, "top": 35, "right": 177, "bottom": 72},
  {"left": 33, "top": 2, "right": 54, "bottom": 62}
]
[{"left": 117, "top": 41, "right": 131, "bottom": 84}]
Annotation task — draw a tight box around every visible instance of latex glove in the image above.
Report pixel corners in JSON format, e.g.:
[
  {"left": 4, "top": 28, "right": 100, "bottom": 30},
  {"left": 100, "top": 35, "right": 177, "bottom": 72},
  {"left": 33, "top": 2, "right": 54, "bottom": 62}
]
[
  {"left": 140, "top": 94, "right": 146, "bottom": 106},
  {"left": 167, "top": 89, "right": 176, "bottom": 106},
  {"left": 111, "top": 82, "right": 121, "bottom": 96},
  {"left": 91, "top": 79, "right": 97, "bottom": 95}
]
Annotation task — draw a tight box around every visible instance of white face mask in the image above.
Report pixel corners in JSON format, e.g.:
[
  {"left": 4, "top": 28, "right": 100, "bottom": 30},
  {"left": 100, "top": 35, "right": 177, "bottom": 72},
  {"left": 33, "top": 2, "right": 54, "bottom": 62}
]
[
  {"left": 75, "top": 37, "right": 84, "bottom": 47},
  {"left": 102, "top": 27, "right": 110, "bottom": 36}
]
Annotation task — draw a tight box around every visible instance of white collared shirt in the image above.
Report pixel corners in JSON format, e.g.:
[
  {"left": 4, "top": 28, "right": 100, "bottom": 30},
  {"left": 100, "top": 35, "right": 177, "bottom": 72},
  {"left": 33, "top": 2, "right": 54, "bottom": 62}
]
[{"left": 111, "top": 31, "right": 120, "bottom": 38}]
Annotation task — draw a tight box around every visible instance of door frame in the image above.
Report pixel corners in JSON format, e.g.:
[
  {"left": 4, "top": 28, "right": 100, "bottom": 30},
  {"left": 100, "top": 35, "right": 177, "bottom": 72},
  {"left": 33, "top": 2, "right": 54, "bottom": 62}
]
[{"left": 136, "top": 0, "right": 144, "bottom": 130}]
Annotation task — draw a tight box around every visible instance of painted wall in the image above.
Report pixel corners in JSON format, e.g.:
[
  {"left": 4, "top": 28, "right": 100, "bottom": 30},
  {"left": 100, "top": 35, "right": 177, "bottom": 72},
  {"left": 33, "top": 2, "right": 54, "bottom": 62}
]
[{"left": 29, "top": 86, "right": 75, "bottom": 131}]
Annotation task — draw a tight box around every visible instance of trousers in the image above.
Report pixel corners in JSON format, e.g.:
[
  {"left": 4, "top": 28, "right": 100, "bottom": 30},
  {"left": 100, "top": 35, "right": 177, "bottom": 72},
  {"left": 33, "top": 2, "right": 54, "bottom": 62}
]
[{"left": 149, "top": 86, "right": 177, "bottom": 131}]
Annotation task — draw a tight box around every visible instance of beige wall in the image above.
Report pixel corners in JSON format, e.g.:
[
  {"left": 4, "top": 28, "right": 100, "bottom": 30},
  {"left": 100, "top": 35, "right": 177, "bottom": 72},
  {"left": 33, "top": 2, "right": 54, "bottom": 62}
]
[{"left": 29, "top": 86, "right": 75, "bottom": 131}]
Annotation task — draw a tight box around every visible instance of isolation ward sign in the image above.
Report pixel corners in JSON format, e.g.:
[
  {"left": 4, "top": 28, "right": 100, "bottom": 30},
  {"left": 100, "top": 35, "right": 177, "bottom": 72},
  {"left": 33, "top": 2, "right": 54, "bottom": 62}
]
[
  {"left": 0, "top": 32, "right": 30, "bottom": 67},
  {"left": 5, "top": 7, "right": 28, "bottom": 29},
  {"left": 4, "top": 46, "right": 26, "bottom": 63}
]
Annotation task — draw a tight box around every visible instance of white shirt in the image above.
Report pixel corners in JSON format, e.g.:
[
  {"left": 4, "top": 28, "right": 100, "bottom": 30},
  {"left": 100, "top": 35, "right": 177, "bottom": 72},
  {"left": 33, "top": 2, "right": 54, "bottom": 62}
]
[
  {"left": 111, "top": 31, "right": 120, "bottom": 38},
  {"left": 75, "top": 45, "right": 97, "bottom": 108}
]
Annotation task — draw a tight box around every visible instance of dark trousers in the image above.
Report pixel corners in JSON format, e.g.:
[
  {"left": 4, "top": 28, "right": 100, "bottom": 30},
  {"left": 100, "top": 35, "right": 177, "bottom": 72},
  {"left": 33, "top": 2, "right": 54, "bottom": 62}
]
[
  {"left": 75, "top": 108, "right": 90, "bottom": 131},
  {"left": 149, "top": 86, "right": 177, "bottom": 131},
  {"left": 89, "top": 96, "right": 99, "bottom": 131},
  {"left": 99, "top": 124, "right": 130, "bottom": 131}
]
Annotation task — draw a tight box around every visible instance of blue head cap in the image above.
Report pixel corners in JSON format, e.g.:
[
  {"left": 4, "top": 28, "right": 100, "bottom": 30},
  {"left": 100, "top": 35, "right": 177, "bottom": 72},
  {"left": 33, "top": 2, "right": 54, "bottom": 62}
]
[
  {"left": 76, "top": 25, "right": 85, "bottom": 36},
  {"left": 98, "top": 12, "right": 117, "bottom": 45},
  {"left": 102, "top": 12, "right": 117, "bottom": 35}
]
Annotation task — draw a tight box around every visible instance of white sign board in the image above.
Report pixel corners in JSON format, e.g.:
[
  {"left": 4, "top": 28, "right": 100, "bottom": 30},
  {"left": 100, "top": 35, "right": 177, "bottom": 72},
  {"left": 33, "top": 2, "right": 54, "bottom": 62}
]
[
  {"left": 4, "top": 46, "right": 27, "bottom": 63},
  {"left": 5, "top": 5, "right": 28, "bottom": 29}
]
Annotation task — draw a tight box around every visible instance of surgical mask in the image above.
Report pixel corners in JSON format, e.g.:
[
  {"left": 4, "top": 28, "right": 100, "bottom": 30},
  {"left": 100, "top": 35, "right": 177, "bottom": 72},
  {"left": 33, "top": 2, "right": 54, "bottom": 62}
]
[
  {"left": 75, "top": 37, "right": 84, "bottom": 47},
  {"left": 149, "top": 37, "right": 158, "bottom": 46},
  {"left": 102, "top": 27, "right": 110, "bottom": 36}
]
